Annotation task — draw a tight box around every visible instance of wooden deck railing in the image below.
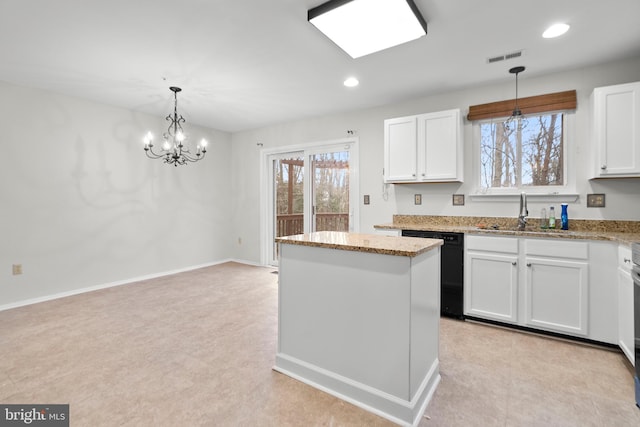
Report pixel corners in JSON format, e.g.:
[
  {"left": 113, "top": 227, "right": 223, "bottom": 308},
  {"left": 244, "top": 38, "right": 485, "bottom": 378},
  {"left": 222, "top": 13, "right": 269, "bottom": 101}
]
[{"left": 277, "top": 213, "right": 349, "bottom": 237}]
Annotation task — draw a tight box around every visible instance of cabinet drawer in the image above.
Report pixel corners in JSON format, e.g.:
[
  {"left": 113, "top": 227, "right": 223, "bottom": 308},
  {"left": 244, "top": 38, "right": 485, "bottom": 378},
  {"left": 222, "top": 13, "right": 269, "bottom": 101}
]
[
  {"left": 467, "top": 235, "right": 518, "bottom": 253},
  {"left": 524, "top": 239, "right": 588, "bottom": 259}
]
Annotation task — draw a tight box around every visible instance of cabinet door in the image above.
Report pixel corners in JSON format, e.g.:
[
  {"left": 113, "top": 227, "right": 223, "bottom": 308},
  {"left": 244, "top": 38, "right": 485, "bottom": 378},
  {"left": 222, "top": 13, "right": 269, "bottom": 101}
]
[
  {"left": 593, "top": 82, "right": 640, "bottom": 176},
  {"left": 384, "top": 116, "right": 418, "bottom": 182},
  {"left": 618, "top": 267, "right": 634, "bottom": 365},
  {"left": 417, "top": 109, "right": 462, "bottom": 181},
  {"left": 465, "top": 251, "right": 518, "bottom": 323},
  {"left": 524, "top": 257, "right": 588, "bottom": 336}
]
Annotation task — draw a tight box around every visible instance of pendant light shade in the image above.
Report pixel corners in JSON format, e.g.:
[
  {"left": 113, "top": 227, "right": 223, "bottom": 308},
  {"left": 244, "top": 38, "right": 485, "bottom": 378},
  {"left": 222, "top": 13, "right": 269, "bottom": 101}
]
[{"left": 505, "top": 66, "right": 525, "bottom": 131}]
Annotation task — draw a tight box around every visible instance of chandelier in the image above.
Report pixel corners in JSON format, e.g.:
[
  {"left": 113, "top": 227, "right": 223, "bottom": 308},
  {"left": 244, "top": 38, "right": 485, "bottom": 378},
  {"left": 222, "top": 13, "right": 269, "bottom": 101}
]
[
  {"left": 143, "top": 87, "right": 207, "bottom": 166},
  {"left": 505, "top": 66, "right": 525, "bottom": 132}
]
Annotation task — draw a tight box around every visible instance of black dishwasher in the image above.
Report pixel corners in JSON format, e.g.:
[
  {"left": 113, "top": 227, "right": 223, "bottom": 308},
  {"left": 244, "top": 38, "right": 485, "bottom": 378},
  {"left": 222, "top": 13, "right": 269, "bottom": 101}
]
[{"left": 402, "top": 230, "right": 464, "bottom": 319}]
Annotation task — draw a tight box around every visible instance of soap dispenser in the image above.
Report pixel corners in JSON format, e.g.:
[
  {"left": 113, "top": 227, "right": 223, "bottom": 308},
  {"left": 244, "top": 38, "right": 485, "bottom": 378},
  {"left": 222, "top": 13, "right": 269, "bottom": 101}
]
[{"left": 561, "top": 204, "right": 569, "bottom": 230}]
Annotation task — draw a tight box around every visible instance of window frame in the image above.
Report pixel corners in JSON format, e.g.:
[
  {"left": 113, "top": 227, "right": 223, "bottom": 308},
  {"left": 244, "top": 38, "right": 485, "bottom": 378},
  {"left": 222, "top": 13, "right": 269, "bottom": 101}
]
[{"left": 472, "top": 110, "right": 576, "bottom": 197}]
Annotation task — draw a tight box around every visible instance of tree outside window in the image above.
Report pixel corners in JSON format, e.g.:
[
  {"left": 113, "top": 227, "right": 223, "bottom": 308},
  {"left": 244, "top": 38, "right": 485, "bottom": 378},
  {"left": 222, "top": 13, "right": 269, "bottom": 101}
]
[{"left": 480, "top": 113, "right": 564, "bottom": 190}]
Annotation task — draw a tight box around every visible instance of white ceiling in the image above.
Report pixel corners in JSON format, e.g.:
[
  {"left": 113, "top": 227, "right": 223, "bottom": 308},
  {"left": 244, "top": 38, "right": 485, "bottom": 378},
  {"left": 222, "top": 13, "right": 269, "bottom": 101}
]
[{"left": 1, "top": 0, "right": 639, "bottom": 133}]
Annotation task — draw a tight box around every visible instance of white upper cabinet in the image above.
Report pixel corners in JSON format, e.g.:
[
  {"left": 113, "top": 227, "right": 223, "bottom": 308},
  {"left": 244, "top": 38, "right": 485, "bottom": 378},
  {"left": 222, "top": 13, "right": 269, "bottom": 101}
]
[
  {"left": 591, "top": 81, "right": 640, "bottom": 177},
  {"left": 384, "top": 115, "right": 418, "bottom": 182},
  {"left": 384, "top": 109, "right": 463, "bottom": 183}
]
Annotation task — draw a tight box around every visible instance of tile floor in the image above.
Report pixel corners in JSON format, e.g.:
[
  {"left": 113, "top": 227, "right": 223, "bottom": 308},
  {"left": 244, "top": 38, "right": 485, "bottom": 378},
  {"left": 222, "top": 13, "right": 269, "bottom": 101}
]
[{"left": 1, "top": 262, "right": 639, "bottom": 426}]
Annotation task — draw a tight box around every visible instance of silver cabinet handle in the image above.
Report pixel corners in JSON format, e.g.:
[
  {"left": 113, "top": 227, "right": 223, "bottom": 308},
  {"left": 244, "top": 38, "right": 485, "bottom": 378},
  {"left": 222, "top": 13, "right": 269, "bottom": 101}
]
[
  {"left": 512, "top": 261, "right": 517, "bottom": 266},
  {"left": 526, "top": 263, "right": 532, "bottom": 267},
  {"left": 601, "top": 165, "right": 607, "bottom": 170},
  {"left": 624, "top": 258, "right": 631, "bottom": 263}
]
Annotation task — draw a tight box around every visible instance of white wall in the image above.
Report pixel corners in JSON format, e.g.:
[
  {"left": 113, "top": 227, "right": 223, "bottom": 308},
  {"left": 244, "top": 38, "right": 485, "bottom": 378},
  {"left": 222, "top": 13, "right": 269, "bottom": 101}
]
[
  {"left": 231, "top": 56, "right": 640, "bottom": 264},
  {"left": 2, "top": 56, "right": 639, "bottom": 297},
  {"left": 0, "top": 82, "right": 233, "bottom": 307}
]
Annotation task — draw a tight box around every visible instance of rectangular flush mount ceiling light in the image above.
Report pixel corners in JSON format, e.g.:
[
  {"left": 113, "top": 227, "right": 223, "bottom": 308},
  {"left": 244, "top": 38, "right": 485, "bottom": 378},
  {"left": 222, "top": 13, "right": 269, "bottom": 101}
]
[{"left": 308, "top": 0, "right": 428, "bottom": 59}]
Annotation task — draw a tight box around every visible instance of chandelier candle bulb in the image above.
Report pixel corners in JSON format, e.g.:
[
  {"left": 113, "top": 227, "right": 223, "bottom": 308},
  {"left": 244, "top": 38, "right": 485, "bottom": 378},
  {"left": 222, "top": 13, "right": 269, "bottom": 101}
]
[{"left": 144, "top": 132, "right": 153, "bottom": 148}]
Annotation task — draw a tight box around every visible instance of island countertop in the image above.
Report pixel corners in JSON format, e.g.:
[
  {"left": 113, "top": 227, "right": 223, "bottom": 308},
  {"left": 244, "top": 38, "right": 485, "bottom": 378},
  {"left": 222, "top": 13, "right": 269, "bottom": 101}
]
[{"left": 276, "top": 231, "right": 442, "bottom": 257}]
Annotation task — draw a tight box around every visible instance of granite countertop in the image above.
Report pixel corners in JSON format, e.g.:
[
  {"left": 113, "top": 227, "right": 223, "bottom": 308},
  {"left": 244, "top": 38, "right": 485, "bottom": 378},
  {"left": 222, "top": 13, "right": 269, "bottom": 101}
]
[
  {"left": 276, "top": 231, "right": 443, "bottom": 257},
  {"left": 374, "top": 215, "right": 640, "bottom": 246}
]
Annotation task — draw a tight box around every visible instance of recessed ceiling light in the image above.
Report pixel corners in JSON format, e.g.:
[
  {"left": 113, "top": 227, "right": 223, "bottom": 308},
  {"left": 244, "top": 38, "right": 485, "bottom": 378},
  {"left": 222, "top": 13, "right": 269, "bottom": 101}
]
[
  {"left": 543, "top": 23, "right": 570, "bottom": 39},
  {"left": 308, "top": 0, "right": 428, "bottom": 59},
  {"left": 344, "top": 77, "right": 359, "bottom": 87}
]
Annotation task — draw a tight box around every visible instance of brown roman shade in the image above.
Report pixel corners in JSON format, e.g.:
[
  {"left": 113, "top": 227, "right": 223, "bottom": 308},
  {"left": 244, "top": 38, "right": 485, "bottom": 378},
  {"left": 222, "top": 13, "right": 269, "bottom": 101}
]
[{"left": 467, "top": 90, "right": 577, "bottom": 121}]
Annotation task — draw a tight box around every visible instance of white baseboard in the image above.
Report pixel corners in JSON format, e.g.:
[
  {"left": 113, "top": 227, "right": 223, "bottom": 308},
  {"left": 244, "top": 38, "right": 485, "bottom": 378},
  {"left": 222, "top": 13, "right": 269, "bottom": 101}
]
[
  {"left": 273, "top": 353, "right": 440, "bottom": 427},
  {"left": 228, "top": 258, "right": 272, "bottom": 268},
  {"left": 0, "top": 258, "right": 266, "bottom": 312}
]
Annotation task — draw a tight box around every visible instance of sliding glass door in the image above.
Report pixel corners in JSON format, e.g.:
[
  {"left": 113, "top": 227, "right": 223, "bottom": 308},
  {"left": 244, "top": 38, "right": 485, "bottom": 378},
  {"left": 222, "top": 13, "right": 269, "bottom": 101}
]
[
  {"left": 271, "top": 152, "right": 304, "bottom": 261},
  {"left": 264, "top": 139, "right": 358, "bottom": 266},
  {"left": 311, "top": 149, "right": 350, "bottom": 232}
]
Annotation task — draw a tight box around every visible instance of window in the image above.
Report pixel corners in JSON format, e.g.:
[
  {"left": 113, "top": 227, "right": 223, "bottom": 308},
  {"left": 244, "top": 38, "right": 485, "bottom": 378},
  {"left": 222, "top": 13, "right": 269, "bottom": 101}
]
[{"left": 479, "top": 113, "right": 564, "bottom": 191}]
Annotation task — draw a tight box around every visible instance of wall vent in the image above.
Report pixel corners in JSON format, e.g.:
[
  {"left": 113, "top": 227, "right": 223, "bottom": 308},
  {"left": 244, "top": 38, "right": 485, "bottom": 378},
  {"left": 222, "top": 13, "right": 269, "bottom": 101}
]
[{"left": 487, "top": 50, "right": 523, "bottom": 64}]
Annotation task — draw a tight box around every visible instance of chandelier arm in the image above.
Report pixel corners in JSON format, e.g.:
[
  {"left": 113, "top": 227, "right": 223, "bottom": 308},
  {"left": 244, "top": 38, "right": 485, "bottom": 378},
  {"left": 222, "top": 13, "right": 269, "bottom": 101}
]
[
  {"left": 145, "top": 146, "right": 170, "bottom": 160},
  {"left": 179, "top": 152, "right": 206, "bottom": 162}
]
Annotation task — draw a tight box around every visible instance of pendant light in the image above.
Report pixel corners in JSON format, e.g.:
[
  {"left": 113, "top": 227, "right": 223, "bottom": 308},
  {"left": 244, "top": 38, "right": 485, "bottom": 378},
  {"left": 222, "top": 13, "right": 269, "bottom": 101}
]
[{"left": 505, "top": 66, "right": 525, "bottom": 131}]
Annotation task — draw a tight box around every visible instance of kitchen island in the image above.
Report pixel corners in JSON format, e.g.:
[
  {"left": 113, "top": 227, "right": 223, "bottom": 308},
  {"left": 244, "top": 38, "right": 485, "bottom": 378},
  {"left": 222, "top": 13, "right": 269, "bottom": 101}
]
[{"left": 274, "top": 231, "right": 442, "bottom": 427}]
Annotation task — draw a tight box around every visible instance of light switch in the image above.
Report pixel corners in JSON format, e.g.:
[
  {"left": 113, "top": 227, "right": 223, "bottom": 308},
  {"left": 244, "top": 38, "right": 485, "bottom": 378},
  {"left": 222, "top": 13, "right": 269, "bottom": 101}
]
[{"left": 587, "top": 193, "right": 605, "bottom": 208}]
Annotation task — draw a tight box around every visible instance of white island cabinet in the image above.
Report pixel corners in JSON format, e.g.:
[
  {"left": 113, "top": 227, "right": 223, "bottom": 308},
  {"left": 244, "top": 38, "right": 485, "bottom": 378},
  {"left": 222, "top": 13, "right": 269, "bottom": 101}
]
[{"left": 275, "top": 231, "right": 442, "bottom": 427}]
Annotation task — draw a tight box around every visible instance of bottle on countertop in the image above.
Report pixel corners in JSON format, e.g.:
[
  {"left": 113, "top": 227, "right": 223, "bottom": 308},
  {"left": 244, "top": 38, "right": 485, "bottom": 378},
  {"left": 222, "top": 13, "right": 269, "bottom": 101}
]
[
  {"left": 561, "top": 203, "right": 569, "bottom": 230},
  {"left": 540, "top": 208, "right": 547, "bottom": 229},
  {"left": 549, "top": 206, "right": 556, "bottom": 229}
]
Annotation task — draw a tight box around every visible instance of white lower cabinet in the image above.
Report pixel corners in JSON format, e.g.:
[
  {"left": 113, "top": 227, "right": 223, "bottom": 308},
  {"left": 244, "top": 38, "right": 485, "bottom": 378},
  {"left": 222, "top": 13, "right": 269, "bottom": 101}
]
[
  {"left": 524, "top": 256, "right": 588, "bottom": 336},
  {"left": 618, "top": 245, "right": 634, "bottom": 365},
  {"left": 466, "top": 236, "right": 519, "bottom": 323},
  {"left": 465, "top": 235, "right": 598, "bottom": 340}
]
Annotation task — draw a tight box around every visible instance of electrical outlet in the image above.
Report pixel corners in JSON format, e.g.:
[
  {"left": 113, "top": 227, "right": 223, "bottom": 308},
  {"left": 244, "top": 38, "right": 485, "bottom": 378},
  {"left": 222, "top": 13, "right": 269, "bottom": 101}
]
[
  {"left": 414, "top": 194, "right": 422, "bottom": 205},
  {"left": 363, "top": 195, "right": 370, "bottom": 205},
  {"left": 452, "top": 194, "right": 465, "bottom": 206},
  {"left": 12, "top": 264, "right": 22, "bottom": 275},
  {"left": 587, "top": 193, "right": 605, "bottom": 208}
]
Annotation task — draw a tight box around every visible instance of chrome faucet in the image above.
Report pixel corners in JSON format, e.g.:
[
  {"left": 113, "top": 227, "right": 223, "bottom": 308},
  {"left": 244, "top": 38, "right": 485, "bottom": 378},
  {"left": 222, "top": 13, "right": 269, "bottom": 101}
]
[{"left": 517, "top": 192, "right": 528, "bottom": 230}]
